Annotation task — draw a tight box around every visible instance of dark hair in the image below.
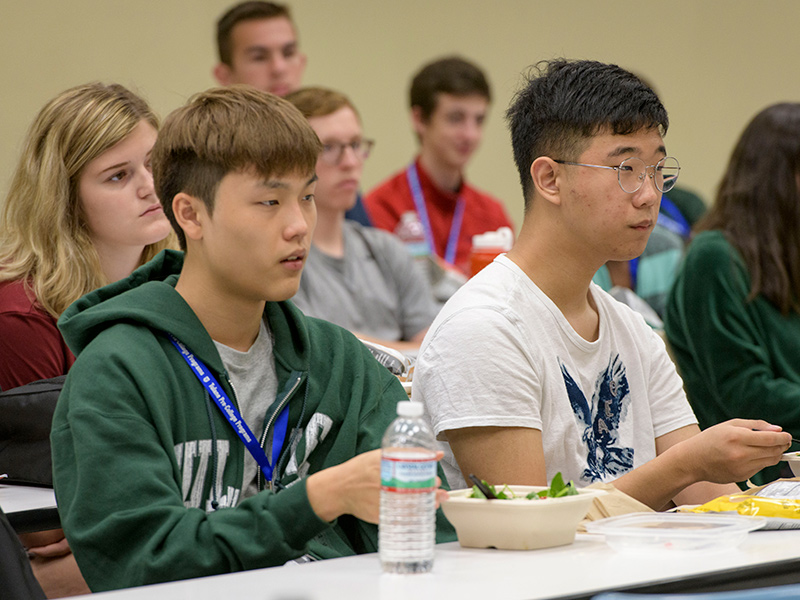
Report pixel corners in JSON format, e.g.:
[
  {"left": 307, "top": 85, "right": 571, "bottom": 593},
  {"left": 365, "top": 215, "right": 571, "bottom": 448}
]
[
  {"left": 216, "top": 1, "right": 293, "bottom": 65},
  {"left": 505, "top": 59, "right": 668, "bottom": 209},
  {"left": 696, "top": 103, "right": 800, "bottom": 314},
  {"left": 409, "top": 56, "right": 491, "bottom": 121},
  {"left": 151, "top": 85, "right": 321, "bottom": 250}
]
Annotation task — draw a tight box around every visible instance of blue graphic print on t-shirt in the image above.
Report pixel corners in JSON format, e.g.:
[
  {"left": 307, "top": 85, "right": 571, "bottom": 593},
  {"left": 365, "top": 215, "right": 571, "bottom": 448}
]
[{"left": 559, "top": 354, "right": 633, "bottom": 482}]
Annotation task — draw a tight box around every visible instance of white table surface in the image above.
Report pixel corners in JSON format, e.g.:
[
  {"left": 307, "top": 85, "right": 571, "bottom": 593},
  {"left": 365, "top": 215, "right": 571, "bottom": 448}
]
[
  {"left": 69, "top": 529, "right": 800, "bottom": 600},
  {"left": 0, "top": 483, "right": 57, "bottom": 514}
]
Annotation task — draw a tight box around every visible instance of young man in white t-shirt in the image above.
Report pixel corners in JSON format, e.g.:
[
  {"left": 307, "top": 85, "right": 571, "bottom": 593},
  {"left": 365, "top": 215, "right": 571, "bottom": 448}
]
[{"left": 414, "top": 59, "right": 791, "bottom": 510}]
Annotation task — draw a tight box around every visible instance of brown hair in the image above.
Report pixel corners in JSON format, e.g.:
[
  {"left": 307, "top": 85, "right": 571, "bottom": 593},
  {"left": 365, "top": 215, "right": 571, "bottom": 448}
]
[
  {"left": 151, "top": 85, "right": 321, "bottom": 249},
  {"left": 410, "top": 56, "right": 491, "bottom": 121},
  {"left": 0, "top": 82, "right": 173, "bottom": 317},
  {"left": 696, "top": 102, "right": 800, "bottom": 314},
  {"left": 284, "top": 86, "right": 359, "bottom": 120},
  {"left": 216, "top": 1, "right": 294, "bottom": 65}
]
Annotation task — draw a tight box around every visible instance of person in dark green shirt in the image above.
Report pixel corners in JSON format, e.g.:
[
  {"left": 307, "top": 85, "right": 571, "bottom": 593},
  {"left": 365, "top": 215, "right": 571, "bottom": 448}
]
[
  {"left": 51, "top": 86, "right": 453, "bottom": 592},
  {"left": 665, "top": 103, "right": 800, "bottom": 485}
]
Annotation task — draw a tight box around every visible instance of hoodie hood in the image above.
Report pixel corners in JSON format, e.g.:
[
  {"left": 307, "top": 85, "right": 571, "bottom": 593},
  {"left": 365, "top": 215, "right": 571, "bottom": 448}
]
[{"left": 58, "top": 249, "right": 311, "bottom": 375}]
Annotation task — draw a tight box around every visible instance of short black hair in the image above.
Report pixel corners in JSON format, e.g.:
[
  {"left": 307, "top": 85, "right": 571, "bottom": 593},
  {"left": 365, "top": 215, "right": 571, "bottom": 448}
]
[
  {"left": 506, "top": 59, "right": 668, "bottom": 210},
  {"left": 216, "top": 1, "right": 294, "bottom": 66},
  {"left": 409, "top": 56, "right": 491, "bottom": 121}
]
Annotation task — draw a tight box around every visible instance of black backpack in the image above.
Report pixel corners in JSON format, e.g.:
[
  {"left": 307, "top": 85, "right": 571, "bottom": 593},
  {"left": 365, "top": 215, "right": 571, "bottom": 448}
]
[{"left": 0, "top": 375, "right": 65, "bottom": 487}]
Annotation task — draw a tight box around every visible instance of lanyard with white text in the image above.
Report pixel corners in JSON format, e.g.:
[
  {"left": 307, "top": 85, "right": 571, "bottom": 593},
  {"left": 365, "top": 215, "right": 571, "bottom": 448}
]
[
  {"left": 406, "top": 163, "right": 466, "bottom": 266},
  {"left": 168, "top": 334, "right": 289, "bottom": 486}
]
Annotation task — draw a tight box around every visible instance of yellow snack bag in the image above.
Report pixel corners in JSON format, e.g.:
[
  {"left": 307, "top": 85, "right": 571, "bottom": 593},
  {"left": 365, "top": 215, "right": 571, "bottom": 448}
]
[
  {"left": 691, "top": 494, "right": 800, "bottom": 518},
  {"left": 687, "top": 479, "right": 800, "bottom": 521}
]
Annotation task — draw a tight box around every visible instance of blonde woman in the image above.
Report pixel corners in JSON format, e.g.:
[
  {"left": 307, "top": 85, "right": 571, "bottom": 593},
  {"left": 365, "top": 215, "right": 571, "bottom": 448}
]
[{"left": 0, "top": 83, "right": 174, "bottom": 392}]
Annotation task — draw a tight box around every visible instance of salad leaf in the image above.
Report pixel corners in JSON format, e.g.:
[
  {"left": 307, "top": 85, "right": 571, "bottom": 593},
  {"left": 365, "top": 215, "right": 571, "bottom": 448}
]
[
  {"left": 469, "top": 482, "right": 513, "bottom": 499},
  {"left": 527, "top": 471, "right": 578, "bottom": 499},
  {"left": 468, "top": 472, "right": 578, "bottom": 500}
]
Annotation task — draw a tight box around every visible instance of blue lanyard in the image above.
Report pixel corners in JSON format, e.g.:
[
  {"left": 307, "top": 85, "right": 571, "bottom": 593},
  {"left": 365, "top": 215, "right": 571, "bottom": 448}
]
[
  {"left": 406, "top": 163, "right": 466, "bottom": 266},
  {"left": 168, "top": 334, "right": 289, "bottom": 485},
  {"left": 628, "top": 257, "right": 640, "bottom": 290},
  {"left": 658, "top": 195, "right": 691, "bottom": 240}
]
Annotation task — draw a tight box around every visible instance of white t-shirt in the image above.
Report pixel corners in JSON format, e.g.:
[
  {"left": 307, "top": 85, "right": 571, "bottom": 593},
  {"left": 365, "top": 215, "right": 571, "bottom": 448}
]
[{"left": 413, "top": 254, "right": 696, "bottom": 489}]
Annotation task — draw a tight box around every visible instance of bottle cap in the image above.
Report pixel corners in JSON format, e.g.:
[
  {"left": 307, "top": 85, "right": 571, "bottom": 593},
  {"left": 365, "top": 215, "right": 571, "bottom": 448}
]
[
  {"left": 397, "top": 401, "right": 424, "bottom": 418},
  {"left": 472, "top": 227, "right": 513, "bottom": 251}
]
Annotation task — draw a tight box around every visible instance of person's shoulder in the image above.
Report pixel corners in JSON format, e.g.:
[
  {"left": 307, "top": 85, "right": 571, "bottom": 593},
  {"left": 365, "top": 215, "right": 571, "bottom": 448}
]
[
  {"left": 0, "top": 279, "right": 43, "bottom": 316},
  {"left": 684, "top": 230, "right": 739, "bottom": 271},
  {"left": 427, "top": 260, "right": 524, "bottom": 333}
]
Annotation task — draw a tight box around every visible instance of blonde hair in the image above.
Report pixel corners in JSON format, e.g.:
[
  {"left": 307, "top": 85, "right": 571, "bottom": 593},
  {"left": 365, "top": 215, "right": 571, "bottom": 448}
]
[
  {"left": 0, "top": 82, "right": 174, "bottom": 317},
  {"left": 152, "top": 85, "right": 321, "bottom": 249}
]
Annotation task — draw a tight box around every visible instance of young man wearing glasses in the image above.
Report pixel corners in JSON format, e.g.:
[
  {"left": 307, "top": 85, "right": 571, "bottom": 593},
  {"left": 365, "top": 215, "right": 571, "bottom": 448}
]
[
  {"left": 414, "top": 59, "right": 791, "bottom": 509},
  {"left": 286, "top": 87, "right": 438, "bottom": 354},
  {"left": 365, "top": 56, "right": 513, "bottom": 277}
]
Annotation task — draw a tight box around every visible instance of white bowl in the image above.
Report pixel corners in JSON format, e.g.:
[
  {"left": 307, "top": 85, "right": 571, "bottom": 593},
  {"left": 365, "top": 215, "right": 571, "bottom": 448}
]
[
  {"left": 782, "top": 451, "right": 800, "bottom": 476},
  {"left": 441, "top": 485, "right": 604, "bottom": 550}
]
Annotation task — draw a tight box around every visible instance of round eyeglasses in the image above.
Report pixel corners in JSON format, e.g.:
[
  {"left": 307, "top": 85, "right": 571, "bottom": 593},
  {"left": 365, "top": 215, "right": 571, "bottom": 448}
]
[
  {"left": 319, "top": 139, "right": 375, "bottom": 165},
  {"left": 553, "top": 156, "right": 681, "bottom": 194}
]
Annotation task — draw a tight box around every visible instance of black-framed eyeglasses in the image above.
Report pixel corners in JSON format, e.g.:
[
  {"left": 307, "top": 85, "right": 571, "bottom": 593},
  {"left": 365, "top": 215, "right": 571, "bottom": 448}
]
[
  {"left": 553, "top": 156, "right": 680, "bottom": 194},
  {"left": 319, "top": 139, "right": 375, "bottom": 165}
]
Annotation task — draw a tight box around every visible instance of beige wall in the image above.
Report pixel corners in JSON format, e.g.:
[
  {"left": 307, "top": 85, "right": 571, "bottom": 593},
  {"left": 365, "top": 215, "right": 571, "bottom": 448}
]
[{"left": 2, "top": 0, "right": 798, "bottom": 229}]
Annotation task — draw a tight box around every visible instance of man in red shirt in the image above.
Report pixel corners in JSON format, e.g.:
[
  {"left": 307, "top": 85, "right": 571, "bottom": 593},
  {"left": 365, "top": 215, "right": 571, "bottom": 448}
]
[{"left": 365, "top": 56, "right": 514, "bottom": 276}]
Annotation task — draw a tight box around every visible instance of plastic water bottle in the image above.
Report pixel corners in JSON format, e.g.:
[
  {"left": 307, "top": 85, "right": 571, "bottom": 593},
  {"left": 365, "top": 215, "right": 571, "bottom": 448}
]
[
  {"left": 379, "top": 401, "right": 438, "bottom": 574},
  {"left": 395, "top": 211, "right": 432, "bottom": 283},
  {"left": 394, "top": 211, "right": 430, "bottom": 259},
  {"left": 469, "top": 226, "right": 514, "bottom": 277}
]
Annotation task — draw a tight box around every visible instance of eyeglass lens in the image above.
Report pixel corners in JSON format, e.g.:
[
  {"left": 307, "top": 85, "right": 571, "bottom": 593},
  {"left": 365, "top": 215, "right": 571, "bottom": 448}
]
[
  {"left": 321, "top": 140, "right": 374, "bottom": 164},
  {"left": 618, "top": 156, "right": 680, "bottom": 193}
]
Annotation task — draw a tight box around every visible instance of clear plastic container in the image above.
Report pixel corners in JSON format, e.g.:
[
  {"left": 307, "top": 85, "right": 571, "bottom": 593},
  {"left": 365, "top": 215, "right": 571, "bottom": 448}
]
[
  {"left": 379, "top": 401, "right": 438, "bottom": 574},
  {"left": 584, "top": 512, "right": 765, "bottom": 553}
]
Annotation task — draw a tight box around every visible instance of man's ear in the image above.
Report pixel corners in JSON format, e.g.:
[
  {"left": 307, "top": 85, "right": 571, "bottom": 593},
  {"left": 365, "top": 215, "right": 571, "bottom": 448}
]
[
  {"left": 213, "top": 63, "right": 233, "bottom": 86},
  {"left": 173, "top": 193, "right": 207, "bottom": 242},
  {"left": 410, "top": 106, "right": 427, "bottom": 139},
  {"left": 530, "top": 157, "right": 562, "bottom": 206}
]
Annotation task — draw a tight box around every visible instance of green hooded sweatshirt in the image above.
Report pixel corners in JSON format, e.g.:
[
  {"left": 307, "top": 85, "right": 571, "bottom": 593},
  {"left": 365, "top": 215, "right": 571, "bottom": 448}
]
[{"left": 52, "top": 250, "right": 454, "bottom": 591}]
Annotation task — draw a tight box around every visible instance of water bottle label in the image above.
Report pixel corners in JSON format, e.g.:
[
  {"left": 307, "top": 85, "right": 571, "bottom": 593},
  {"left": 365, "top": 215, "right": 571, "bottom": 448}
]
[
  {"left": 406, "top": 241, "right": 430, "bottom": 258},
  {"left": 381, "top": 457, "right": 437, "bottom": 492}
]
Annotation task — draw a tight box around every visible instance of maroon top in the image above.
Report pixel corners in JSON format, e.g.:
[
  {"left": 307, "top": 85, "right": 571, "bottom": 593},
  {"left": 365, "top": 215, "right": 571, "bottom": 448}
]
[{"left": 0, "top": 279, "right": 75, "bottom": 390}]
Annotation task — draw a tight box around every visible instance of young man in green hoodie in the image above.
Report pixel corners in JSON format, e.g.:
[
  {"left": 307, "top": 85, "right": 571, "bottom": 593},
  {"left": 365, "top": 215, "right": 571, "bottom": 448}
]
[{"left": 51, "top": 86, "right": 452, "bottom": 592}]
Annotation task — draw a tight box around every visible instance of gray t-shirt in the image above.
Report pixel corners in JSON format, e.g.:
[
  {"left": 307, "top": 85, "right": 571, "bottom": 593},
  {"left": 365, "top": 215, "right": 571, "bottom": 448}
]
[
  {"left": 292, "top": 221, "right": 438, "bottom": 341},
  {"left": 213, "top": 319, "right": 277, "bottom": 499}
]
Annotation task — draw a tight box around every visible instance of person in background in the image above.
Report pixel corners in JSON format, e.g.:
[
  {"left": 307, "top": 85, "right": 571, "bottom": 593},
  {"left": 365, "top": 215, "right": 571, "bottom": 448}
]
[
  {"left": 665, "top": 103, "right": 800, "bottom": 485},
  {"left": 286, "top": 87, "right": 438, "bottom": 355},
  {"left": 212, "top": 0, "right": 305, "bottom": 96},
  {"left": 0, "top": 82, "right": 174, "bottom": 391},
  {"left": 0, "top": 81, "right": 174, "bottom": 597},
  {"left": 51, "top": 86, "right": 453, "bottom": 593},
  {"left": 414, "top": 59, "right": 791, "bottom": 509},
  {"left": 212, "top": 0, "right": 371, "bottom": 225},
  {"left": 365, "top": 56, "right": 513, "bottom": 277}
]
